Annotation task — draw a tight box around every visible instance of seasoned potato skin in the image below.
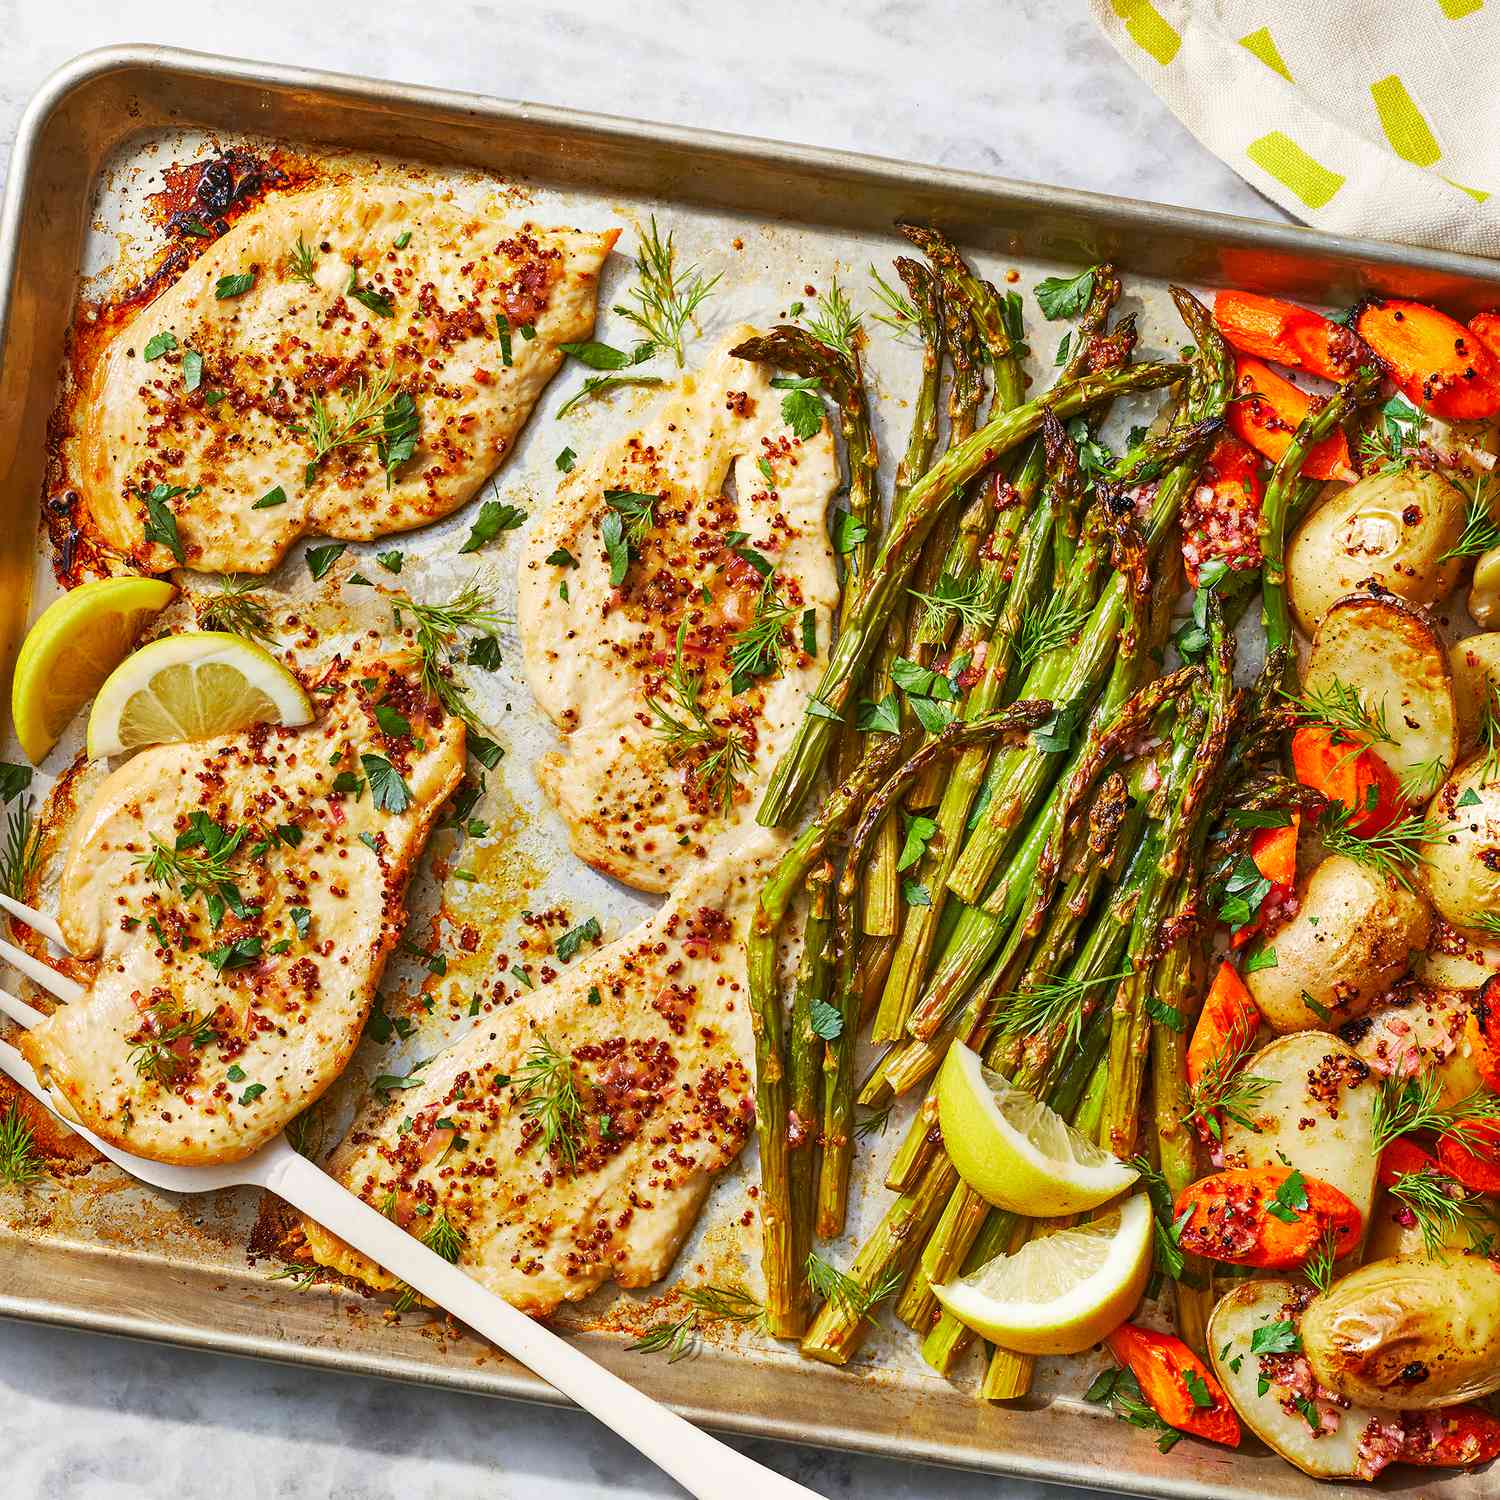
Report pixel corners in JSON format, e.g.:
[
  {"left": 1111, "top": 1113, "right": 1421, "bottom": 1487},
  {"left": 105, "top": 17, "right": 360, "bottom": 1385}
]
[
  {"left": 1287, "top": 469, "right": 1466, "bottom": 635},
  {"left": 1423, "top": 760, "right": 1500, "bottom": 936},
  {"left": 1301, "top": 1254, "right": 1500, "bottom": 1409},
  {"left": 1246, "top": 855, "right": 1432, "bottom": 1031}
]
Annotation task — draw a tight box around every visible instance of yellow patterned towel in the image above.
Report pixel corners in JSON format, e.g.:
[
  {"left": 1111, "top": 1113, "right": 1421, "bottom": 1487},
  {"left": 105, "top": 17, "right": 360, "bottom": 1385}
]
[{"left": 1090, "top": 1, "right": 1500, "bottom": 255}]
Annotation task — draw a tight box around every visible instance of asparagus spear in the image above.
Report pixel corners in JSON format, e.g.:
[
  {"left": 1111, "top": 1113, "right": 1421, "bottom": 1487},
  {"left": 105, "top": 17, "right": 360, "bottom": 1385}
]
[
  {"left": 736, "top": 357, "right": 1191, "bottom": 828},
  {"left": 1258, "top": 361, "right": 1381, "bottom": 662},
  {"left": 816, "top": 705, "right": 1053, "bottom": 1238}
]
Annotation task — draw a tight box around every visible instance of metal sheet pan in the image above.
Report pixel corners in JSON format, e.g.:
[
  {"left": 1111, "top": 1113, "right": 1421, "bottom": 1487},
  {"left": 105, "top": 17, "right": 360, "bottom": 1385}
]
[{"left": 2, "top": 44, "right": 1498, "bottom": 1499}]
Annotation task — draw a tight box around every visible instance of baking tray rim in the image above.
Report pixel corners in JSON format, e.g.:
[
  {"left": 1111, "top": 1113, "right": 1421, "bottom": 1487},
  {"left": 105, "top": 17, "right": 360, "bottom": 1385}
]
[{"left": 0, "top": 41, "right": 1494, "bottom": 1500}]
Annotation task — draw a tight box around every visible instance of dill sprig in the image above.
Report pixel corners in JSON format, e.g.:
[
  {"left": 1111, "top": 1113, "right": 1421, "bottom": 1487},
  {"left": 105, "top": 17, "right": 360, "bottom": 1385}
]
[
  {"left": 800, "top": 280, "right": 861, "bottom": 358},
  {"left": 296, "top": 368, "right": 416, "bottom": 485},
  {"left": 1316, "top": 804, "right": 1440, "bottom": 890},
  {"left": 513, "top": 1036, "right": 587, "bottom": 1169},
  {"left": 627, "top": 1315, "right": 697, "bottom": 1361},
  {"left": 128, "top": 1001, "right": 217, "bottom": 1086},
  {"left": 0, "top": 795, "right": 41, "bottom": 900},
  {"left": 1014, "top": 595, "right": 1090, "bottom": 668},
  {"left": 804, "top": 1252, "right": 901, "bottom": 1323},
  {"left": 392, "top": 579, "right": 506, "bottom": 737},
  {"left": 286, "top": 233, "right": 318, "bottom": 287},
  {"left": 867, "top": 265, "right": 922, "bottom": 340},
  {"left": 614, "top": 217, "right": 720, "bottom": 367},
  {"left": 628, "top": 1282, "right": 768, "bottom": 1359},
  {"left": 196, "top": 574, "right": 277, "bottom": 646},
  {"left": 422, "top": 1210, "right": 466, "bottom": 1263},
  {"left": 910, "top": 572, "right": 1000, "bottom": 638},
  {"left": 1388, "top": 1167, "right": 1498, "bottom": 1257},
  {"left": 1478, "top": 685, "right": 1500, "bottom": 787},
  {"left": 991, "top": 969, "right": 1131, "bottom": 1057},
  {"left": 137, "top": 814, "right": 257, "bottom": 927},
  {"left": 267, "top": 1263, "right": 333, "bottom": 1292},
  {"left": 727, "top": 576, "right": 796, "bottom": 694},
  {"left": 1286, "top": 676, "right": 1395, "bottom": 749},
  {"left": 1396, "top": 756, "right": 1447, "bottom": 804},
  {"left": 1357, "top": 393, "right": 1421, "bottom": 477},
  {"left": 0, "top": 1105, "right": 44, "bottom": 1187},
  {"left": 1438, "top": 474, "right": 1500, "bottom": 561},
  {"left": 855, "top": 1100, "right": 895, "bottom": 1140},
  {"left": 1186, "top": 1034, "right": 1274, "bottom": 1142},
  {"left": 647, "top": 622, "right": 750, "bottom": 814},
  {"left": 1372, "top": 1072, "right": 1500, "bottom": 1152},
  {"left": 1303, "top": 1226, "right": 1342, "bottom": 1295}
]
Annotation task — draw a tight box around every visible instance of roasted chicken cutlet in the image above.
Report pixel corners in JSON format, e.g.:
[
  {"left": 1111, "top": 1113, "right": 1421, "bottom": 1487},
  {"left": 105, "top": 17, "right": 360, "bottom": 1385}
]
[
  {"left": 517, "top": 329, "right": 838, "bottom": 892},
  {"left": 19, "top": 651, "right": 464, "bottom": 1164},
  {"left": 76, "top": 181, "right": 617, "bottom": 574},
  {"left": 302, "top": 824, "right": 787, "bottom": 1315}
]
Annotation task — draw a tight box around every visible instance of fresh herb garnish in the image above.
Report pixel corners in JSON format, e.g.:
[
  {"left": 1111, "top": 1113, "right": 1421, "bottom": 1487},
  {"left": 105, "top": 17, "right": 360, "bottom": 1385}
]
[
  {"left": 459, "top": 498, "right": 527, "bottom": 554},
  {"left": 614, "top": 216, "right": 720, "bottom": 366}
]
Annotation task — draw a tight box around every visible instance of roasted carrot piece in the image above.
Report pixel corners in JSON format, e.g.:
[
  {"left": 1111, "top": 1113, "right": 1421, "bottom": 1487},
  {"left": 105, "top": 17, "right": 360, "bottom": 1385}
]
[
  {"left": 1376, "top": 1137, "right": 1440, "bottom": 1188},
  {"left": 1174, "top": 1166, "right": 1362, "bottom": 1268},
  {"left": 1397, "top": 1405, "right": 1500, "bottom": 1467},
  {"left": 1290, "top": 725, "right": 1403, "bottom": 836},
  {"left": 1213, "top": 291, "right": 1358, "bottom": 382},
  {"left": 1355, "top": 298, "right": 1500, "bottom": 421},
  {"left": 1186, "top": 962, "right": 1261, "bottom": 1089},
  {"left": 1470, "top": 310, "right": 1500, "bottom": 361},
  {"left": 1105, "top": 1324, "right": 1241, "bottom": 1448},
  {"left": 1472, "top": 977, "right": 1500, "bottom": 1094},
  {"left": 1249, "top": 817, "right": 1298, "bottom": 886},
  {"left": 1436, "top": 1120, "right": 1500, "bottom": 1195},
  {"left": 1181, "top": 433, "right": 1265, "bottom": 586},
  {"left": 1227, "top": 357, "right": 1357, "bottom": 481}
]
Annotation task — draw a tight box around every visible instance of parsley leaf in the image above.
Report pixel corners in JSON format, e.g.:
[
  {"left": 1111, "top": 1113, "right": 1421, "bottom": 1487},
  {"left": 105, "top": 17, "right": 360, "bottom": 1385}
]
[
  {"left": 1266, "top": 1169, "right": 1309, "bottom": 1225},
  {"left": 809, "top": 998, "right": 844, "bottom": 1040},
  {"left": 1034, "top": 267, "right": 1095, "bottom": 320},
  {"left": 361, "top": 753, "right": 413, "bottom": 814},
  {"left": 780, "top": 387, "right": 824, "bottom": 438},
  {"left": 555, "top": 917, "right": 602, "bottom": 962},
  {"left": 305, "top": 542, "right": 347, "bottom": 580},
  {"left": 215, "top": 270, "right": 256, "bottom": 299},
  {"left": 144, "top": 331, "right": 177, "bottom": 360},
  {"left": 253, "top": 485, "right": 287, "bottom": 510},
  {"left": 459, "top": 499, "right": 527, "bottom": 554}
]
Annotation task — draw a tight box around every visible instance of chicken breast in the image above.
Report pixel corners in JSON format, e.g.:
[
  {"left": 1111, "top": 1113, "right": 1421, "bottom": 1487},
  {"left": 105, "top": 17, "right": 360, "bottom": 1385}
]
[
  {"left": 302, "top": 823, "right": 787, "bottom": 1315},
  {"left": 19, "top": 650, "right": 464, "bottom": 1164},
  {"left": 77, "top": 181, "right": 618, "bottom": 574},
  {"left": 517, "top": 328, "right": 838, "bottom": 893}
]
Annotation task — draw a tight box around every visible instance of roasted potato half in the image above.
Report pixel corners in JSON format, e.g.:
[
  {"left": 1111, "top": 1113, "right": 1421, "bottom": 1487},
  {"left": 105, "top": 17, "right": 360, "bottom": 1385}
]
[
  {"left": 1343, "top": 984, "right": 1487, "bottom": 1108},
  {"left": 1287, "top": 469, "right": 1467, "bottom": 635},
  {"left": 1450, "top": 631, "right": 1500, "bottom": 751},
  {"left": 1219, "top": 1030, "right": 1379, "bottom": 1231},
  {"left": 1423, "top": 760, "right": 1500, "bottom": 936},
  {"left": 1245, "top": 854, "right": 1431, "bottom": 1031},
  {"left": 1302, "top": 594, "right": 1457, "bottom": 789},
  {"left": 1363, "top": 1186, "right": 1494, "bottom": 1260},
  {"left": 1302, "top": 1253, "right": 1500, "bottom": 1409},
  {"left": 1208, "top": 1280, "right": 1377, "bottom": 1479}
]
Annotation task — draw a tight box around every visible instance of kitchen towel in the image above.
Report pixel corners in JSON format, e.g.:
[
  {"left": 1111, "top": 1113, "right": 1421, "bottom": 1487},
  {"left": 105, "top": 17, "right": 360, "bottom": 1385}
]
[{"left": 1090, "top": 1, "right": 1500, "bottom": 257}]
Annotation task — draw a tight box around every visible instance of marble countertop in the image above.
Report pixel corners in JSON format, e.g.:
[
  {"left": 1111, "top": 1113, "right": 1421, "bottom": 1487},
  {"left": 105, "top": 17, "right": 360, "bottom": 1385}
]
[{"left": 0, "top": 3, "right": 1282, "bottom": 1496}]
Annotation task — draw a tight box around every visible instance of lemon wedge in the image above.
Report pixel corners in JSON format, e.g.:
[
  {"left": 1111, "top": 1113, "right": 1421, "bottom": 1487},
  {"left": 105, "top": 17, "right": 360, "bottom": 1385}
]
[
  {"left": 11, "top": 577, "right": 178, "bottom": 763},
  {"left": 86, "top": 632, "right": 313, "bottom": 758},
  {"left": 930, "top": 1192, "right": 1152, "bottom": 1355},
  {"left": 937, "top": 1042, "right": 1138, "bottom": 1214}
]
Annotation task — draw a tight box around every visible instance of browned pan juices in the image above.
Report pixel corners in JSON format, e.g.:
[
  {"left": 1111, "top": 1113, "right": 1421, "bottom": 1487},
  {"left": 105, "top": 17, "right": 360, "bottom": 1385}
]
[{"left": 2, "top": 46, "right": 1500, "bottom": 1500}]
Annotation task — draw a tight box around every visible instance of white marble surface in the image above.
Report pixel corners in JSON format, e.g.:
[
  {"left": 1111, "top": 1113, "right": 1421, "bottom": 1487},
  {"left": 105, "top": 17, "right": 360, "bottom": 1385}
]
[{"left": 0, "top": 3, "right": 1283, "bottom": 1496}]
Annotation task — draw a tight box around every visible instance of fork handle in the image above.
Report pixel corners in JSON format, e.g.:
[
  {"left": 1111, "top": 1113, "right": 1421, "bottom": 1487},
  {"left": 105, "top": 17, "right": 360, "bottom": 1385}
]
[{"left": 266, "top": 1149, "right": 822, "bottom": 1500}]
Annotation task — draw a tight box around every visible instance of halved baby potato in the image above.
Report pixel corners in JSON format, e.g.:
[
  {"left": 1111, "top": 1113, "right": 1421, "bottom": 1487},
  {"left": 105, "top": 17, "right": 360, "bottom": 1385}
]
[
  {"left": 1423, "top": 759, "right": 1500, "bottom": 936},
  {"left": 1450, "top": 632, "right": 1500, "bottom": 750},
  {"left": 1245, "top": 854, "right": 1431, "bottom": 1031},
  {"left": 1471, "top": 546, "right": 1500, "bottom": 629},
  {"left": 1343, "top": 983, "right": 1487, "bottom": 1109},
  {"left": 1287, "top": 469, "right": 1467, "bottom": 635},
  {"left": 1218, "top": 1030, "right": 1379, "bottom": 1233},
  {"left": 1302, "top": 1253, "right": 1500, "bottom": 1410},
  {"left": 1302, "top": 593, "right": 1457, "bottom": 789},
  {"left": 1208, "top": 1280, "right": 1378, "bottom": 1480}
]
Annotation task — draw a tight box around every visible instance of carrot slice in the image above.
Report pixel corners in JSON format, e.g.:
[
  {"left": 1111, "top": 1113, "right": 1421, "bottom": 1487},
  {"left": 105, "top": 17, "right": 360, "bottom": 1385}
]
[
  {"left": 1187, "top": 962, "right": 1261, "bottom": 1089},
  {"left": 1105, "top": 1324, "right": 1241, "bottom": 1448},
  {"left": 1213, "top": 291, "right": 1359, "bottom": 382},
  {"left": 1249, "top": 817, "right": 1298, "bottom": 886},
  {"left": 1290, "top": 725, "right": 1403, "bottom": 836},
  {"left": 1473, "top": 977, "right": 1500, "bottom": 1094},
  {"left": 1436, "top": 1121, "right": 1500, "bottom": 1195},
  {"left": 1181, "top": 433, "right": 1264, "bottom": 586},
  {"left": 1376, "top": 1137, "right": 1439, "bottom": 1189},
  {"left": 1355, "top": 298, "right": 1500, "bottom": 421},
  {"left": 1175, "top": 1166, "right": 1362, "bottom": 1268},
  {"left": 1227, "top": 357, "right": 1357, "bottom": 481},
  {"left": 1397, "top": 1405, "right": 1500, "bottom": 1467},
  {"left": 1469, "top": 311, "right": 1500, "bottom": 361}
]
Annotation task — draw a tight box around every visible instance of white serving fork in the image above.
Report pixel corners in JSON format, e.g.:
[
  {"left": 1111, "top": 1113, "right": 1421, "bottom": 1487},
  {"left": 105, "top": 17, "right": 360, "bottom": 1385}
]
[{"left": 0, "top": 892, "right": 820, "bottom": 1500}]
